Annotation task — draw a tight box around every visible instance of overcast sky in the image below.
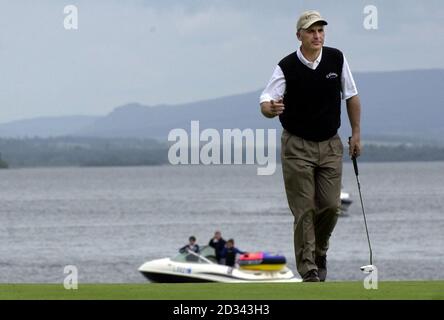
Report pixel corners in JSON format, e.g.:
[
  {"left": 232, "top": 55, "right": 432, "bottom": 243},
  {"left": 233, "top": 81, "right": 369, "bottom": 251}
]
[{"left": 0, "top": 0, "right": 443, "bottom": 122}]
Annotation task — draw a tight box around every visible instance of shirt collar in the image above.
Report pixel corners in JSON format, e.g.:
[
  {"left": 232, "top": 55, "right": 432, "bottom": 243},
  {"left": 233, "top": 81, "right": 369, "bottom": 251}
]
[{"left": 297, "top": 46, "right": 323, "bottom": 67}]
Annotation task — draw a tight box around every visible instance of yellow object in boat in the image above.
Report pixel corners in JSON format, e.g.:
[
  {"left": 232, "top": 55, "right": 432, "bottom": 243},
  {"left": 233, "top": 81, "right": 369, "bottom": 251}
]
[{"left": 239, "top": 264, "right": 286, "bottom": 271}]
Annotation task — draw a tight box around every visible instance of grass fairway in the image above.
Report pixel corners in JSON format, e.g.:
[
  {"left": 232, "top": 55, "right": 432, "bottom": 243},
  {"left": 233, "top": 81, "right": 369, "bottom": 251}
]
[{"left": 0, "top": 281, "right": 443, "bottom": 300}]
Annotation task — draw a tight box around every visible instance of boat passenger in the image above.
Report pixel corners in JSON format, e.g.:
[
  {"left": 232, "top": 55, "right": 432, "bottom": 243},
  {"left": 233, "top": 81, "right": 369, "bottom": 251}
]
[
  {"left": 208, "top": 230, "right": 226, "bottom": 264},
  {"left": 179, "top": 236, "right": 200, "bottom": 254},
  {"left": 220, "top": 239, "right": 245, "bottom": 267}
]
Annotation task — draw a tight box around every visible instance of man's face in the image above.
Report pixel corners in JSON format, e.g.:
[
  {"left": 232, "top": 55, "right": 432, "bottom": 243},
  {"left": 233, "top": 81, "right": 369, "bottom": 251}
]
[{"left": 297, "top": 23, "right": 325, "bottom": 51}]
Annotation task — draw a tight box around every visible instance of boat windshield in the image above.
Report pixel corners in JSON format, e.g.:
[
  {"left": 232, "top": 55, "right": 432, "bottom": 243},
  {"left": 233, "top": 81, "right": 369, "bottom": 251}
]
[{"left": 171, "top": 245, "right": 217, "bottom": 264}]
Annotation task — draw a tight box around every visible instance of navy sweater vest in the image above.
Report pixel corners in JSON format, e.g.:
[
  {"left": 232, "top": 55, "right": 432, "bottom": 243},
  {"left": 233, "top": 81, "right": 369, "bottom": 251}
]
[{"left": 278, "top": 46, "right": 344, "bottom": 142}]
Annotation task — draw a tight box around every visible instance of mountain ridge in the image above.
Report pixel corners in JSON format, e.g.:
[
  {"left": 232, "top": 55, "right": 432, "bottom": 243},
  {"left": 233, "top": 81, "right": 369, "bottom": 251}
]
[{"left": 1, "top": 69, "right": 443, "bottom": 144}]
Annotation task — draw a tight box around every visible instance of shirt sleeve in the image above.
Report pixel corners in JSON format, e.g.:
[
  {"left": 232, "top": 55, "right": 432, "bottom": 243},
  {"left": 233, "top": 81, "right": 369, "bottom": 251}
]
[
  {"left": 259, "top": 65, "right": 286, "bottom": 103},
  {"left": 341, "top": 55, "right": 358, "bottom": 100}
]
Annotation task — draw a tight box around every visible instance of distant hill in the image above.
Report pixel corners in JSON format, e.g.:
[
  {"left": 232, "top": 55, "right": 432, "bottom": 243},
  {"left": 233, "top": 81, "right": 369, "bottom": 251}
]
[
  {"left": 77, "top": 91, "right": 275, "bottom": 140},
  {"left": 0, "top": 116, "right": 99, "bottom": 138},
  {"left": 1, "top": 69, "right": 443, "bottom": 144},
  {"left": 353, "top": 69, "right": 444, "bottom": 143}
]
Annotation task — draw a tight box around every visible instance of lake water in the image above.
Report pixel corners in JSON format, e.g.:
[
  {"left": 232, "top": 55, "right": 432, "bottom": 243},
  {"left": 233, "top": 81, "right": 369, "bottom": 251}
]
[{"left": 0, "top": 162, "right": 443, "bottom": 283}]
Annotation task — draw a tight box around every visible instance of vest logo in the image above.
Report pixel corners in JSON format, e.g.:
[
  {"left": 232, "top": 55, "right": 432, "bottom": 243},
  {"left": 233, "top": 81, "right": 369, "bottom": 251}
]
[{"left": 326, "top": 72, "right": 338, "bottom": 79}]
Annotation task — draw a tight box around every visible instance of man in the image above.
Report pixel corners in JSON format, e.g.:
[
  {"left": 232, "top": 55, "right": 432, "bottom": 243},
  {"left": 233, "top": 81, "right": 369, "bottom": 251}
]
[
  {"left": 179, "top": 236, "right": 200, "bottom": 254},
  {"left": 260, "top": 10, "right": 361, "bottom": 282},
  {"left": 208, "top": 230, "right": 226, "bottom": 264}
]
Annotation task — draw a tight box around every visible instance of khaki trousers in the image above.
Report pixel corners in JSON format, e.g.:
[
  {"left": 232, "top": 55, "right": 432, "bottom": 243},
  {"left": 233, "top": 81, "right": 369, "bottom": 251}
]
[{"left": 281, "top": 129, "right": 343, "bottom": 277}]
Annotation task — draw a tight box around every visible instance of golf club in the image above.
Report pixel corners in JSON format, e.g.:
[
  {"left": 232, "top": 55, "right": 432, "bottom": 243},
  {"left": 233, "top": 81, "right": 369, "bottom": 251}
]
[{"left": 349, "top": 137, "right": 375, "bottom": 272}]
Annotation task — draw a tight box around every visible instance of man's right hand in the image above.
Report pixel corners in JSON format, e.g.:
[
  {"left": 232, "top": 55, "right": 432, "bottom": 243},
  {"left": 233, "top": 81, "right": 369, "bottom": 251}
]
[{"left": 260, "top": 99, "right": 285, "bottom": 118}]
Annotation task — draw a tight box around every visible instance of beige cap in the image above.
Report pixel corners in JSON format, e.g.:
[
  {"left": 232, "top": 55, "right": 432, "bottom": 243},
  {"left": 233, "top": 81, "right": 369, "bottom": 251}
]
[{"left": 297, "top": 10, "right": 328, "bottom": 31}]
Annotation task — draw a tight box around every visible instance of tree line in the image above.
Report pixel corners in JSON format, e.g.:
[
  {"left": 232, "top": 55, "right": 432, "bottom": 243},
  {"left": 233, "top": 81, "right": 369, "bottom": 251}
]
[
  {"left": 1, "top": 137, "right": 444, "bottom": 168},
  {"left": 0, "top": 137, "right": 168, "bottom": 168}
]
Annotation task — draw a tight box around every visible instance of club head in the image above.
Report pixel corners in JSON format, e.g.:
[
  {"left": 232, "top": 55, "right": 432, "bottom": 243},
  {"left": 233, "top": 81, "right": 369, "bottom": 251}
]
[{"left": 360, "top": 265, "right": 376, "bottom": 273}]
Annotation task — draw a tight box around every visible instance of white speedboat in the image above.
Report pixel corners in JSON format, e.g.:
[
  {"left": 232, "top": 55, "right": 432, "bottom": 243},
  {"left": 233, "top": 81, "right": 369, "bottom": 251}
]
[{"left": 138, "top": 246, "right": 302, "bottom": 283}]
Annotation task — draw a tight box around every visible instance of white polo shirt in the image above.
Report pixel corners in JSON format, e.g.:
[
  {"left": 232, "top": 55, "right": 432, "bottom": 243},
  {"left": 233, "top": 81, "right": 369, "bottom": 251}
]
[{"left": 260, "top": 47, "right": 358, "bottom": 103}]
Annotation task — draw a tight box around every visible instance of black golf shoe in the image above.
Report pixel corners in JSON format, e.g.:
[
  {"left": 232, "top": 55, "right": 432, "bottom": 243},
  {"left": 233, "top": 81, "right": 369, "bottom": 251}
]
[
  {"left": 302, "top": 269, "right": 320, "bottom": 282},
  {"left": 315, "top": 255, "right": 327, "bottom": 282}
]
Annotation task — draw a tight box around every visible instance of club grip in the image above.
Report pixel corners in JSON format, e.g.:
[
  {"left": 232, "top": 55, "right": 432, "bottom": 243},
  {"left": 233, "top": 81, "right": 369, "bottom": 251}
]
[
  {"left": 349, "top": 136, "right": 359, "bottom": 176},
  {"left": 348, "top": 137, "right": 359, "bottom": 176},
  {"left": 352, "top": 155, "right": 359, "bottom": 176}
]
